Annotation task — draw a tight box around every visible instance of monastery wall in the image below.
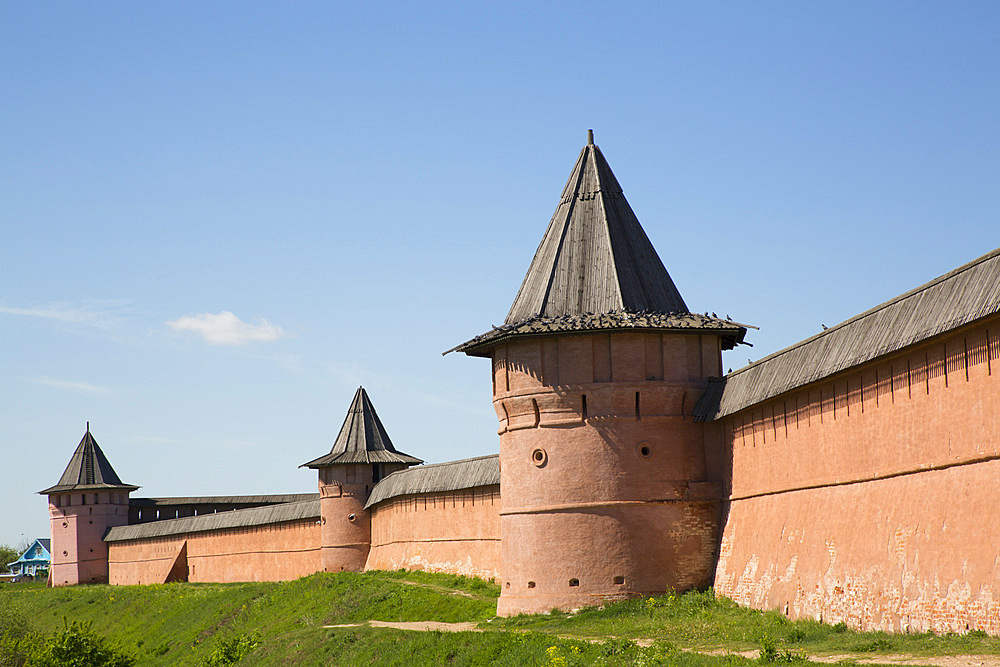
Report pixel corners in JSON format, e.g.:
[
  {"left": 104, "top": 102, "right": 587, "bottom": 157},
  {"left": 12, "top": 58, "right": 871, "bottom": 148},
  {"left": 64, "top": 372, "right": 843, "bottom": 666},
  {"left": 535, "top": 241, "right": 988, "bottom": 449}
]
[
  {"left": 716, "top": 316, "right": 1000, "bottom": 633},
  {"left": 108, "top": 519, "right": 321, "bottom": 585},
  {"left": 366, "top": 485, "right": 501, "bottom": 580}
]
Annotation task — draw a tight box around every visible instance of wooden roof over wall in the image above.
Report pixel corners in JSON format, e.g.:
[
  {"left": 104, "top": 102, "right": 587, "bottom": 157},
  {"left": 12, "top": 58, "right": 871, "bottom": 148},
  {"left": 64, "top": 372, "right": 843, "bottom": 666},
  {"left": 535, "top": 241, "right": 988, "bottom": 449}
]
[
  {"left": 695, "top": 246, "right": 1000, "bottom": 421},
  {"left": 364, "top": 454, "right": 499, "bottom": 509},
  {"left": 105, "top": 499, "right": 320, "bottom": 542}
]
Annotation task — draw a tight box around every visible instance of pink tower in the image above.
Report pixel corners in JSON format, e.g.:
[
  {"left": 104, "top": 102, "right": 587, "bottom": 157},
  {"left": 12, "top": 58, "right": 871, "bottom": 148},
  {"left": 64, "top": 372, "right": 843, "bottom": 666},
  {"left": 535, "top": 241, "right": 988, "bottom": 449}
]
[
  {"left": 302, "top": 387, "right": 422, "bottom": 572},
  {"left": 40, "top": 425, "right": 138, "bottom": 586},
  {"left": 452, "top": 132, "right": 749, "bottom": 615}
]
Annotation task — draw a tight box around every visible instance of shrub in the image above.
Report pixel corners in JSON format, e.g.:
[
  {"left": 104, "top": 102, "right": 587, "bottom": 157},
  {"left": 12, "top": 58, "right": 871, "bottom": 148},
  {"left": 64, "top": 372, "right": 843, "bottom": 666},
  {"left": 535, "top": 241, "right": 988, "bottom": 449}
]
[
  {"left": 33, "top": 620, "right": 135, "bottom": 667},
  {"left": 204, "top": 632, "right": 260, "bottom": 666}
]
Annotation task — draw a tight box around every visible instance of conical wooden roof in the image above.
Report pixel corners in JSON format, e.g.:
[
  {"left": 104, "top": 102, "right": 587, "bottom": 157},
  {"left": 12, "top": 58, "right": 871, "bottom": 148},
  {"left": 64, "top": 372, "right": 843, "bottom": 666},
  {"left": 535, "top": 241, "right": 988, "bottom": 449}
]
[
  {"left": 39, "top": 426, "right": 138, "bottom": 494},
  {"left": 301, "top": 387, "right": 423, "bottom": 468},
  {"left": 449, "top": 132, "right": 748, "bottom": 357},
  {"left": 506, "top": 132, "right": 688, "bottom": 322}
]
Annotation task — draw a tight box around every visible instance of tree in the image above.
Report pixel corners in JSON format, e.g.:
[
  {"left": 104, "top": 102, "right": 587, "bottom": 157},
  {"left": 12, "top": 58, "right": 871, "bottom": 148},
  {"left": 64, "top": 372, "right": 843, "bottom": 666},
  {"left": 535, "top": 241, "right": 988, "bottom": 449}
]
[{"left": 0, "top": 544, "right": 20, "bottom": 574}]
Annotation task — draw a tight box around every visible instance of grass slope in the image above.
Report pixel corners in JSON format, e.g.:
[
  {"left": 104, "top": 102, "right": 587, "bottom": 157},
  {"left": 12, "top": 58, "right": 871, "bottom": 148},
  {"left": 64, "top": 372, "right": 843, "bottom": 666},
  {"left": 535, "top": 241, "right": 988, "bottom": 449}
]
[{"left": 2, "top": 573, "right": 999, "bottom": 665}]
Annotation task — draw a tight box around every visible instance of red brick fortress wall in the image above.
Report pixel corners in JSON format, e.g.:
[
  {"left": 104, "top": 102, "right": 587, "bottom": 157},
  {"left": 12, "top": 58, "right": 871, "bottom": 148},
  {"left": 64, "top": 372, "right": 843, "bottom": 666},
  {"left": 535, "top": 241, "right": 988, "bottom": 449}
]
[
  {"left": 366, "top": 485, "right": 501, "bottom": 580},
  {"left": 495, "top": 332, "right": 724, "bottom": 616},
  {"left": 108, "top": 519, "right": 321, "bottom": 585},
  {"left": 716, "top": 317, "right": 1000, "bottom": 633}
]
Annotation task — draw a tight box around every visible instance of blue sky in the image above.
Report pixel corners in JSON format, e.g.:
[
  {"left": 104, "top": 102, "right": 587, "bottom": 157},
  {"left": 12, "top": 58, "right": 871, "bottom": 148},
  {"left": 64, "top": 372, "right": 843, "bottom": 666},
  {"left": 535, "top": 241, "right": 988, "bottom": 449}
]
[{"left": 3, "top": 2, "right": 999, "bottom": 548}]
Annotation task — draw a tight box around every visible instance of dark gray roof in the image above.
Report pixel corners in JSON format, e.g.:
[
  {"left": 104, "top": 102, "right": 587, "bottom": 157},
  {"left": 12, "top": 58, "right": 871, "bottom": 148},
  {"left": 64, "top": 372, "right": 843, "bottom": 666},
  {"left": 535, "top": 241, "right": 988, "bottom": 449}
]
[
  {"left": 129, "top": 494, "right": 317, "bottom": 507},
  {"left": 39, "top": 427, "right": 138, "bottom": 494},
  {"left": 39, "top": 539, "right": 51, "bottom": 552},
  {"left": 696, "top": 246, "right": 1000, "bottom": 421},
  {"left": 450, "top": 132, "right": 747, "bottom": 356},
  {"left": 364, "top": 454, "right": 499, "bottom": 509},
  {"left": 449, "top": 311, "right": 749, "bottom": 357},
  {"left": 301, "top": 387, "right": 423, "bottom": 468},
  {"left": 105, "top": 499, "right": 320, "bottom": 542}
]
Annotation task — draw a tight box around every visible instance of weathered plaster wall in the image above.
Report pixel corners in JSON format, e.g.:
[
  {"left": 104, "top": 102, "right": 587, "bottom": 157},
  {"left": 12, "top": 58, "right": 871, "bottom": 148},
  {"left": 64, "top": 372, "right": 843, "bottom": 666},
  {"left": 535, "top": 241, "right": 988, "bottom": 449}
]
[
  {"left": 494, "top": 332, "right": 723, "bottom": 615},
  {"left": 108, "top": 519, "right": 321, "bottom": 585},
  {"left": 717, "top": 317, "right": 1000, "bottom": 633},
  {"left": 366, "top": 485, "right": 500, "bottom": 580}
]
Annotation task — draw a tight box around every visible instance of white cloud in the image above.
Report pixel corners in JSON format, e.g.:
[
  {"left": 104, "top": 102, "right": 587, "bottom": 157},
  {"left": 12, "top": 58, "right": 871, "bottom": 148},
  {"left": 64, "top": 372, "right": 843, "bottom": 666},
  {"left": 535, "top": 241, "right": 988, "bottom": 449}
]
[
  {"left": 166, "top": 311, "right": 285, "bottom": 345},
  {"left": 29, "top": 375, "right": 109, "bottom": 394},
  {"left": 0, "top": 300, "right": 128, "bottom": 329}
]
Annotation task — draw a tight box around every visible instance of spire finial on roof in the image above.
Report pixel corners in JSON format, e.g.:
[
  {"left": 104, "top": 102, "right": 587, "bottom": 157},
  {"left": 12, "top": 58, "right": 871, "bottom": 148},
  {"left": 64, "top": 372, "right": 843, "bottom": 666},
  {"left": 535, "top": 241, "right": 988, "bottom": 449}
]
[
  {"left": 300, "top": 387, "right": 423, "bottom": 469},
  {"left": 38, "top": 427, "right": 138, "bottom": 495},
  {"left": 587, "top": 129, "right": 594, "bottom": 145}
]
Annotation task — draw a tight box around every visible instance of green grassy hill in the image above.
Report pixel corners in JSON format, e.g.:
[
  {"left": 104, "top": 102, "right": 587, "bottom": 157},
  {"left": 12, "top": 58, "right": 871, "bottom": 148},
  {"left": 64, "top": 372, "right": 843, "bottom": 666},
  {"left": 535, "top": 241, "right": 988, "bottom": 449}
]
[{"left": 2, "top": 572, "right": 999, "bottom": 665}]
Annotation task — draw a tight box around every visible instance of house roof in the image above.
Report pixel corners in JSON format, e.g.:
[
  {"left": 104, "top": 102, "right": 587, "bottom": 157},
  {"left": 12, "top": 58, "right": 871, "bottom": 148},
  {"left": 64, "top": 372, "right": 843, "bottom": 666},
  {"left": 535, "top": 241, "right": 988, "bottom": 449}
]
[
  {"left": 450, "top": 131, "right": 748, "bottom": 356},
  {"left": 9, "top": 539, "right": 51, "bottom": 566},
  {"left": 364, "top": 454, "right": 499, "bottom": 509},
  {"left": 695, "top": 246, "right": 1000, "bottom": 421},
  {"left": 39, "top": 426, "right": 138, "bottom": 495},
  {"left": 301, "top": 387, "right": 423, "bottom": 468},
  {"left": 105, "top": 499, "right": 320, "bottom": 542}
]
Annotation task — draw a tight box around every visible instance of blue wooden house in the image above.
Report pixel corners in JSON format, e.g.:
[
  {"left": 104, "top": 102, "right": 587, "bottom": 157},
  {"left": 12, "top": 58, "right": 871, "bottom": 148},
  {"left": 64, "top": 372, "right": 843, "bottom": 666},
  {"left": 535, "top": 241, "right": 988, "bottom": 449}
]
[{"left": 7, "top": 538, "right": 51, "bottom": 576}]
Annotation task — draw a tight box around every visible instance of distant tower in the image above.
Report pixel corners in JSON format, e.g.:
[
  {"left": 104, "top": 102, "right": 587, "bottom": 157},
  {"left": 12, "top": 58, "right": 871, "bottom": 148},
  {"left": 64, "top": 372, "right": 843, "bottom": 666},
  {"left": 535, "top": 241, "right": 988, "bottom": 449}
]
[
  {"left": 40, "top": 425, "right": 138, "bottom": 586},
  {"left": 302, "top": 387, "right": 422, "bottom": 572},
  {"left": 451, "top": 132, "right": 748, "bottom": 615}
]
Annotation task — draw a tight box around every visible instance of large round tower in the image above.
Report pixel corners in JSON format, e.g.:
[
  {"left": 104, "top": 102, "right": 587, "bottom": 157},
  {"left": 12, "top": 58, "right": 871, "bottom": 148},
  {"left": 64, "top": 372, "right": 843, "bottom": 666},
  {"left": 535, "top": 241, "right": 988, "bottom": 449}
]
[
  {"left": 451, "top": 132, "right": 748, "bottom": 615},
  {"left": 302, "top": 387, "right": 422, "bottom": 572},
  {"left": 40, "top": 425, "right": 138, "bottom": 586}
]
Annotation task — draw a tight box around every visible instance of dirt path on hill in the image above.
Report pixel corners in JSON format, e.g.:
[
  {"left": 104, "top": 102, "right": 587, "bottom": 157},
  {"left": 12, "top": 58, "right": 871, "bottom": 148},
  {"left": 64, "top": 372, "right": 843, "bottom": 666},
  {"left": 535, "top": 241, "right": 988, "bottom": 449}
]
[
  {"left": 394, "top": 579, "right": 477, "bottom": 598},
  {"left": 323, "top": 620, "right": 481, "bottom": 632},
  {"left": 321, "top": 621, "right": 1000, "bottom": 667}
]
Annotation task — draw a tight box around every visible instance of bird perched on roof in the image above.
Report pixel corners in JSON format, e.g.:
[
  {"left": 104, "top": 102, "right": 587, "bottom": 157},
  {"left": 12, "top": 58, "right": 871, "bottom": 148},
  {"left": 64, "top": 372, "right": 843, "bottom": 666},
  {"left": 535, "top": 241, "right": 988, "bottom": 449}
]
[
  {"left": 712, "top": 312, "right": 717, "bottom": 318},
  {"left": 726, "top": 314, "right": 732, "bottom": 320},
  {"left": 822, "top": 324, "right": 828, "bottom": 330}
]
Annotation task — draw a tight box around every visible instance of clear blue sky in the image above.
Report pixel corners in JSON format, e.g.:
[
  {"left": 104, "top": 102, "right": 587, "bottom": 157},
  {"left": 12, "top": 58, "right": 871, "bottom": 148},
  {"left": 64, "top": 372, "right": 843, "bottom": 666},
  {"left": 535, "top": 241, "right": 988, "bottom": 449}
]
[{"left": 3, "top": 2, "right": 999, "bottom": 548}]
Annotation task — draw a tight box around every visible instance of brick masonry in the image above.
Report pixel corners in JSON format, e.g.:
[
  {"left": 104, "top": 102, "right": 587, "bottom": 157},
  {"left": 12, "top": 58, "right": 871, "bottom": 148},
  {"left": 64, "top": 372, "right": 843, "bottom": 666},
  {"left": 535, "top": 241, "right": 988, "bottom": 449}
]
[
  {"left": 366, "top": 486, "right": 501, "bottom": 580},
  {"left": 716, "top": 316, "right": 1000, "bottom": 632},
  {"left": 493, "top": 331, "right": 724, "bottom": 615}
]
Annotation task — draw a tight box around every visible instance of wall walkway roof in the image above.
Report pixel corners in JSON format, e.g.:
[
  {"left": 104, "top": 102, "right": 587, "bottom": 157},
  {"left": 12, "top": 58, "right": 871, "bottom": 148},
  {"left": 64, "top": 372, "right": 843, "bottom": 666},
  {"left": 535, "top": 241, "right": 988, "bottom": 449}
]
[
  {"left": 105, "top": 499, "right": 320, "bottom": 542},
  {"left": 365, "top": 454, "right": 499, "bottom": 509},
  {"left": 695, "top": 246, "right": 1000, "bottom": 421}
]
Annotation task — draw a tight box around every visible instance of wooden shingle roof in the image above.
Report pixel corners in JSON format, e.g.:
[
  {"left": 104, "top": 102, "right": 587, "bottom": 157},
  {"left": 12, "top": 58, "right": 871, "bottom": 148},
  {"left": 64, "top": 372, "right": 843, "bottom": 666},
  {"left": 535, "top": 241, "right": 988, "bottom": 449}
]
[
  {"left": 105, "top": 499, "right": 320, "bottom": 543},
  {"left": 39, "top": 426, "right": 138, "bottom": 495},
  {"left": 364, "top": 454, "right": 499, "bottom": 509},
  {"left": 695, "top": 246, "right": 1000, "bottom": 421},
  {"left": 301, "top": 387, "right": 422, "bottom": 468},
  {"left": 450, "top": 132, "right": 747, "bottom": 356}
]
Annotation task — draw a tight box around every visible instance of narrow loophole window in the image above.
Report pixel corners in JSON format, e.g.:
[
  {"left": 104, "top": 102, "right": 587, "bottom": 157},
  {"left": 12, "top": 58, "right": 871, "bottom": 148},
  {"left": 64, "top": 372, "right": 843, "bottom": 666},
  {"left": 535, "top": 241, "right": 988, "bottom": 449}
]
[
  {"left": 614, "top": 576, "right": 625, "bottom": 585},
  {"left": 581, "top": 394, "right": 588, "bottom": 419},
  {"left": 527, "top": 581, "right": 536, "bottom": 589},
  {"left": 635, "top": 392, "right": 641, "bottom": 420},
  {"left": 569, "top": 578, "right": 580, "bottom": 587}
]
